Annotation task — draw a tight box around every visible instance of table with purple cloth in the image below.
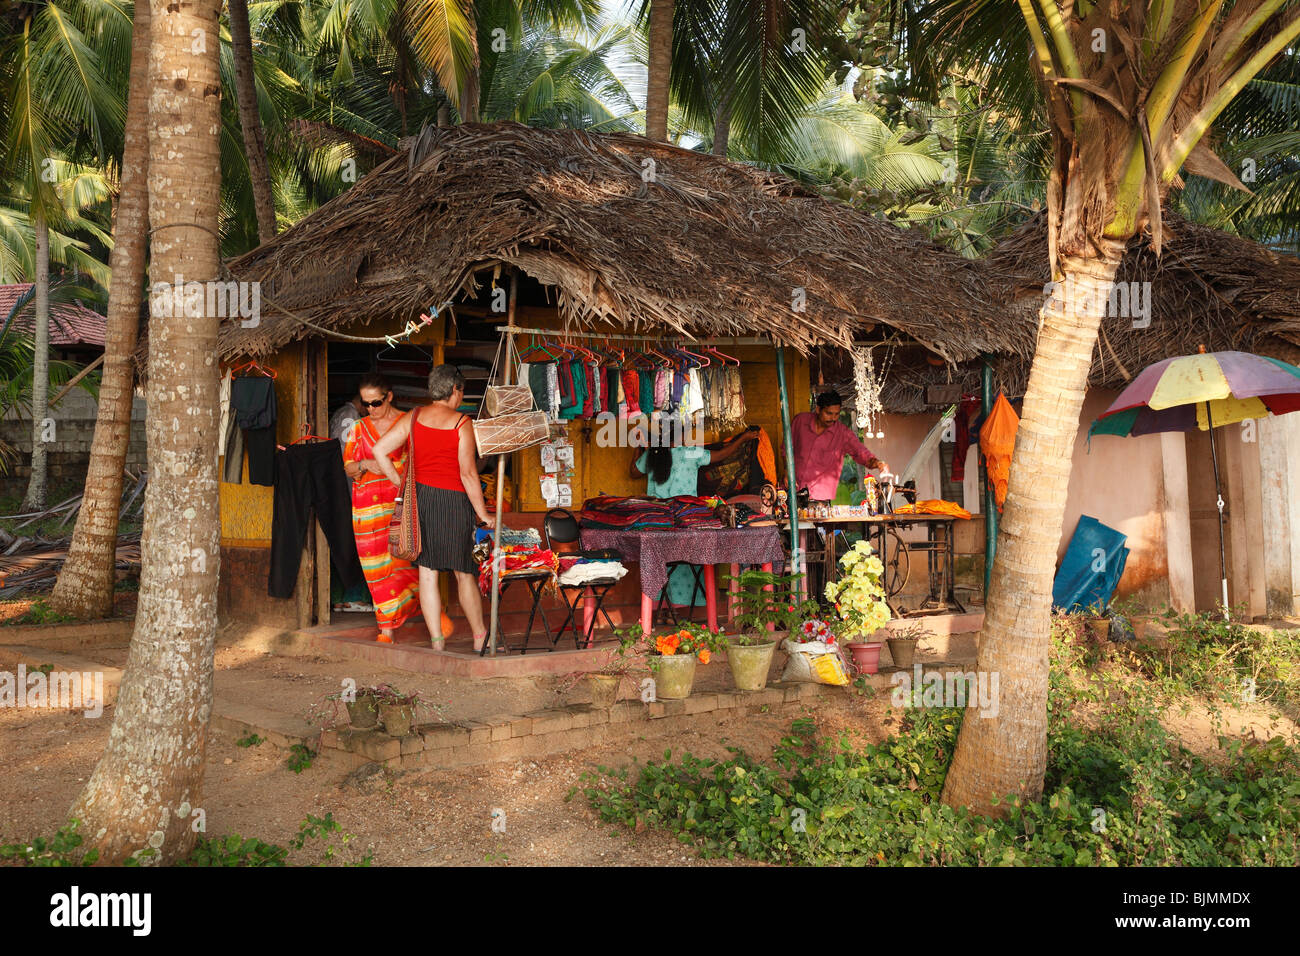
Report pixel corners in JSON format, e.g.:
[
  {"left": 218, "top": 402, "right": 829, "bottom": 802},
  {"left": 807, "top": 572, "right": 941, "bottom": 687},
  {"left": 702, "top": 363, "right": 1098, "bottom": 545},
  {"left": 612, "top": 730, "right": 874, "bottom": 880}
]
[{"left": 579, "top": 525, "right": 785, "bottom": 632}]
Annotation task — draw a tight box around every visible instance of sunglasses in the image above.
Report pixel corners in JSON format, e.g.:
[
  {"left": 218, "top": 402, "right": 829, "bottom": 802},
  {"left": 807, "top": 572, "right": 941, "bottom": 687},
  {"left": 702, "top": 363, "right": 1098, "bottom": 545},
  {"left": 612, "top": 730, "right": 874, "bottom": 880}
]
[{"left": 361, "top": 397, "right": 388, "bottom": 408}]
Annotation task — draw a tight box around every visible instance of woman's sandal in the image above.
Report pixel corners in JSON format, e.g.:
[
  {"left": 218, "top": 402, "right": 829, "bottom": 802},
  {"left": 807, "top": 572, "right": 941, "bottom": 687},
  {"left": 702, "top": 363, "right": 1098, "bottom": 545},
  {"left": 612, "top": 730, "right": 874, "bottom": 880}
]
[
  {"left": 430, "top": 635, "right": 446, "bottom": 651},
  {"left": 376, "top": 632, "right": 393, "bottom": 644},
  {"left": 471, "top": 631, "right": 490, "bottom": 654}
]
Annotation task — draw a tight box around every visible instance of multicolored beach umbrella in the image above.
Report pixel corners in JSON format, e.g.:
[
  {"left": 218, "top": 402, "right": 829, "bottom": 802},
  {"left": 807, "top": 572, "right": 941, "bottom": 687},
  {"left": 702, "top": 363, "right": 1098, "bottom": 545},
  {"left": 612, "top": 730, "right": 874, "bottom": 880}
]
[
  {"left": 1090, "top": 349, "right": 1300, "bottom": 438},
  {"left": 1090, "top": 348, "right": 1300, "bottom": 619}
]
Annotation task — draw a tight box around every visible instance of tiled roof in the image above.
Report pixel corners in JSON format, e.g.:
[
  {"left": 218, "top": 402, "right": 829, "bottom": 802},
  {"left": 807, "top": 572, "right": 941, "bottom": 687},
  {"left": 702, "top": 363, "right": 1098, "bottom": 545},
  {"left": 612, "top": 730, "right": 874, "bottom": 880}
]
[{"left": 0, "top": 283, "right": 106, "bottom": 348}]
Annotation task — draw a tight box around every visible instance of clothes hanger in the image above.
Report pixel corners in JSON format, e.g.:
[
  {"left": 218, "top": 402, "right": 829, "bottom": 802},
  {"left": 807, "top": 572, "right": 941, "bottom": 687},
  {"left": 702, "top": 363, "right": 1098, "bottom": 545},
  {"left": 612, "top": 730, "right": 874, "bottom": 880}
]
[
  {"left": 292, "top": 422, "right": 329, "bottom": 444},
  {"left": 707, "top": 344, "right": 739, "bottom": 366},
  {"left": 231, "top": 359, "right": 277, "bottom": 379}
]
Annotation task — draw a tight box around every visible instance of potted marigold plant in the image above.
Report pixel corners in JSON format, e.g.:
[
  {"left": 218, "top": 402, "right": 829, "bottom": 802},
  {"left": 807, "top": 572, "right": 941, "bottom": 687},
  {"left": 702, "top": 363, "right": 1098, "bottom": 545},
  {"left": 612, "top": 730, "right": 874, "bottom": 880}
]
[
  {"left": 824, "top": 539, "right": 892, "bottom": 674},
  {"left": 619, "top": 623, "right": 724, "bottom": 700}
]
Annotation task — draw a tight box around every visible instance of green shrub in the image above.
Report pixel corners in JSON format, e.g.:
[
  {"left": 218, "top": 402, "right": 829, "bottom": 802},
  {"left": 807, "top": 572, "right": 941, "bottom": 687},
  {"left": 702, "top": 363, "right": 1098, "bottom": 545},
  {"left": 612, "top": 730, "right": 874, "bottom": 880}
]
[{"left": 580, "top": 622, "right": 1300, "bottom": 867}]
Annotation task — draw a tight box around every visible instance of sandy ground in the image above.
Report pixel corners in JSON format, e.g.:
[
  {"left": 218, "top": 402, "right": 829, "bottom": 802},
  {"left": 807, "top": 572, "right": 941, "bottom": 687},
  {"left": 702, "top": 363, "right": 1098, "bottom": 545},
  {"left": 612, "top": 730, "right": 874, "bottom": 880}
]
[
  {"left": 0, "top": 687, "right": 886, "bottom": 866},
  {"left": 2, "top": 615, "right": 1296, "bottom": 866}
]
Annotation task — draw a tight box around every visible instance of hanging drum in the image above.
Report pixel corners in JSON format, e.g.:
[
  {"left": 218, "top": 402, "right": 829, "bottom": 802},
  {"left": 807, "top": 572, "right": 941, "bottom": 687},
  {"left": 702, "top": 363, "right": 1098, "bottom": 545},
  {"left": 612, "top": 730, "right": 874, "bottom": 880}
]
[
  {"left": 483, "top": 384, "right": 534, "bottom": 417},
  {"left": 473, "top": 410, "right": 550, "bottom": 457}
]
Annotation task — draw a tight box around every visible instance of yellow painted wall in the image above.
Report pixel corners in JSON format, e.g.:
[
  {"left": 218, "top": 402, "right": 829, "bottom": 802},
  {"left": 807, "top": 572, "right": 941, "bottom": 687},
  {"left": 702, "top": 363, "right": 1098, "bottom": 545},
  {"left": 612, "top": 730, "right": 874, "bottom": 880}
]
[
  {"left": 219, "top": 341, "right": 306, "bottom": 545},
  {"left": 515, "top": 343, "right": 808, "bottom": 511}
]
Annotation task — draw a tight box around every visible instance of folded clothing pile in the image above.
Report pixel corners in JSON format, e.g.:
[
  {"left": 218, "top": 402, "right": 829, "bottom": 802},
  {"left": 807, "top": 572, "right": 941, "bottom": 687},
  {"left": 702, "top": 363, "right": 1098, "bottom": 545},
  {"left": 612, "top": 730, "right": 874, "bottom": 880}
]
[
  {"left": 557, "top": 557, "right": 628, "bottom": 587},
  {"left": 578, "top": 495, "right": 675, "bottom": 530},
  {"left": 474, "top": 526, "right": 542, "bottom": 547}
]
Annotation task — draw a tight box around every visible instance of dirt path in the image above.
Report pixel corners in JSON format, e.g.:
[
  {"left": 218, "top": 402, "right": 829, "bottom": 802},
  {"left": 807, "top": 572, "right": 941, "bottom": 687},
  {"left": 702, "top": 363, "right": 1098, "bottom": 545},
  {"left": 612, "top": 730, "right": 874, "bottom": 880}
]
[{"left": 0, "top": 690, "right": 885, "bottom": 866}]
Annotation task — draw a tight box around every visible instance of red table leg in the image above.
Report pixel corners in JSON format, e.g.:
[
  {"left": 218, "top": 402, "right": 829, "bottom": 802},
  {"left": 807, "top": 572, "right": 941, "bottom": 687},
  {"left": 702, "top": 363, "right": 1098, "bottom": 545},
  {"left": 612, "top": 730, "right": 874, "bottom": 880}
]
[
  {"left": 641, "top": 592, "right": 653, "bottom": 635},
  {"left": 583, "top": 586, "right": 595, "bottom": 648},
  {"left": 704, "top": 564, "right": 718, "bottom": 631}
]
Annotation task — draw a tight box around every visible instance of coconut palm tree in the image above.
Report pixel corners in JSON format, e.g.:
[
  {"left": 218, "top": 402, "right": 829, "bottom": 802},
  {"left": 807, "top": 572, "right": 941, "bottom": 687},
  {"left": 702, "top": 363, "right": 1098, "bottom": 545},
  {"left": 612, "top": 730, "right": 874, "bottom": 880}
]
[
  {"left": 51, "top": 0, "right": 152, "bottom": 620},
  {"left": 906, "top": 0, "right": 1300, "bottom": 817},
  {"left": 0, "top": 0, "right": 125, "bottom": 511},
  {"left": 70, "top": 0, "right": 226, "bottom": 865},
  {"left": 229, "top": 0, "right": 278, "bottom": 241}
]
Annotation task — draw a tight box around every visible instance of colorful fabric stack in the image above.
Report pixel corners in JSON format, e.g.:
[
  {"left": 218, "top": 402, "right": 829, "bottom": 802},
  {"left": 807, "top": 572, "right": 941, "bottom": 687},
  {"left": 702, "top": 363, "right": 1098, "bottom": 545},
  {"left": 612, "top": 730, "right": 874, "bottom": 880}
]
[
  {"left": 668, "top": 495, "right": 725, "bottom": 528},
  {"left": 578, "top": 495, "right": 676, "bottom": 530},
  {"left": 475, "top": 544, "right": 559, "bottom": 596}
]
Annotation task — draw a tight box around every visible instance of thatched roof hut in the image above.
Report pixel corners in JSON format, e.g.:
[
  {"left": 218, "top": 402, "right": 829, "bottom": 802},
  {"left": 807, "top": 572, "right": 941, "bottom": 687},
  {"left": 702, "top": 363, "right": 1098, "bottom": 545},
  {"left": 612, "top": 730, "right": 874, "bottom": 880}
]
[
  {"left": 208, "top": 122, "right": 1023, "bottom": 361},
  {"left": 873, "top": 214, "right": 1300, "bottom": 413}
]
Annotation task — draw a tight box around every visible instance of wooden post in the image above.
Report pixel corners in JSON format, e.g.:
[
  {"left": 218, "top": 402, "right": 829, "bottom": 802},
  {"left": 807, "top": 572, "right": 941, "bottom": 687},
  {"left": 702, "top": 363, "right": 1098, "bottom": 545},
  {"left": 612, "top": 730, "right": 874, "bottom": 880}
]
[{"left": 486, "top": 272, "right": 517, "bottom": 653}]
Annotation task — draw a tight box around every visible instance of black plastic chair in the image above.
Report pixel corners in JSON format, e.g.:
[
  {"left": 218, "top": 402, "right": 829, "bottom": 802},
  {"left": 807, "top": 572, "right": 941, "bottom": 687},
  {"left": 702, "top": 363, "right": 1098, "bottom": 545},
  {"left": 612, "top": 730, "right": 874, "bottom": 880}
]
[{"left": 545, "top": 508, "right": 623, "bottom": 649}]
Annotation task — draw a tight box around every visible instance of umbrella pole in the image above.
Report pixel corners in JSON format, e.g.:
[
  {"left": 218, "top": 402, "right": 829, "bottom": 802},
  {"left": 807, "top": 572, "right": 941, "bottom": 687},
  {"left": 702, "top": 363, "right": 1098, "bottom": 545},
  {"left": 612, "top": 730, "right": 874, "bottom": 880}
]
[{"left": 1205, "top": 402, "right": 1230, "bottom": 621}]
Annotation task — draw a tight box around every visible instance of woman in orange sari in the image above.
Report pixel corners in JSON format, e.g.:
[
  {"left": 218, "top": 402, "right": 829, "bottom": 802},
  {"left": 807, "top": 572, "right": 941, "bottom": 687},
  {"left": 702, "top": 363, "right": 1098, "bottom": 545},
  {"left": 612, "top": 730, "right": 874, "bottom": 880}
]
[{"left": 342, "top": 374, "right": 420, "bottom": 642}]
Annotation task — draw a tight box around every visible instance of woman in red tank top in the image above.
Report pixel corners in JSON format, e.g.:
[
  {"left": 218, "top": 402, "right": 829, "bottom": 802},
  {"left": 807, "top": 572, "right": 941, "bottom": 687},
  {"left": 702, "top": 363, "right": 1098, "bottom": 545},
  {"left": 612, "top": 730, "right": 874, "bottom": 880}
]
[{"left": 372, "top": 365, "right": 492, "bottom": 651}]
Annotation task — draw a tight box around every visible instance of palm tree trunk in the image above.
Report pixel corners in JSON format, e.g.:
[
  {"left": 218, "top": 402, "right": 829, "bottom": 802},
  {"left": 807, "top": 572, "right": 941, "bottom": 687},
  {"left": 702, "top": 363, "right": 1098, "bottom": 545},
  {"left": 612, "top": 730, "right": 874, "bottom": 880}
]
[
  {"left": 646, "top": 0, "right": 674, "bottom": 141},
  {"left": 50, "top": 0, "right": 152, "bottom": 620},
  {"left": 20, "top": 208, "right": 50, "bottom": 512},
  {"left": 70, "top": 0, "right": 225, "bottom": 865},
  {"left": 712, "top": 86, "right": 732, "bottom": 156},
  {"left": 940, "top": 237, "right": 1126, "bottom": 817},
  {"left": 228, "top": 0, "right": 276, "bottom": 242}
]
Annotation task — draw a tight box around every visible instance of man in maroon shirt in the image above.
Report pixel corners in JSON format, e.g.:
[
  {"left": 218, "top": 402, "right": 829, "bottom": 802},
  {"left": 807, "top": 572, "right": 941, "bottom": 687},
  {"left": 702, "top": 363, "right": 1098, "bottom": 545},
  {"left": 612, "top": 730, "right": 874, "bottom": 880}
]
[{"left": 792, "top": 390, "right": 889, "bottom": 500}]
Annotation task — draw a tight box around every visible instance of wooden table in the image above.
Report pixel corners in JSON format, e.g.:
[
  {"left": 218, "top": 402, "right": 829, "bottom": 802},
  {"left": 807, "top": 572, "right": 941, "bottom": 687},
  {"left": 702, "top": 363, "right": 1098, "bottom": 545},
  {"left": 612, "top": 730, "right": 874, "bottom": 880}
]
[{"left": 787, "top": 513, "right": 966, "bottom": 615}]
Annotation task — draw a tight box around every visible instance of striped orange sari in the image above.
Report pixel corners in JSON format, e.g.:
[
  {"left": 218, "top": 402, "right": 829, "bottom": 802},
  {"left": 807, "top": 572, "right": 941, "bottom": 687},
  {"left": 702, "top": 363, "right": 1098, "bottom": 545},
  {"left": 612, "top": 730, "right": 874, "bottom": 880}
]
[{"left": 344, "top": 416, "right": 419, "bottom": 630}]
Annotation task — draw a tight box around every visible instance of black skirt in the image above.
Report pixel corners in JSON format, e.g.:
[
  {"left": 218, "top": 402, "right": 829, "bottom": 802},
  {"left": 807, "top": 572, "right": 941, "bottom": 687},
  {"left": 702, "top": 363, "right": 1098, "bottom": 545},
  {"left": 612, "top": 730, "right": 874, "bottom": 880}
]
[{"left": 415, "top": 483, "right": 478, "bottom": 573}]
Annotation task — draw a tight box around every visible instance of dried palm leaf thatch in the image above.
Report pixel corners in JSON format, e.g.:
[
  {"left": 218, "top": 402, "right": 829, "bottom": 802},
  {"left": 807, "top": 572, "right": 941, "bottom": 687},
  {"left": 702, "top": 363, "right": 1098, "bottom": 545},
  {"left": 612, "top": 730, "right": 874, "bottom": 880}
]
[
  {"left": 201, "top": 123, "right": 1020, "bottom": 362},
  {"left": 856, "top": 214, "right": 1300, "bottom": 415},
  {"left": 989, "top": 213, "right": 1300, "bottom": 388}
]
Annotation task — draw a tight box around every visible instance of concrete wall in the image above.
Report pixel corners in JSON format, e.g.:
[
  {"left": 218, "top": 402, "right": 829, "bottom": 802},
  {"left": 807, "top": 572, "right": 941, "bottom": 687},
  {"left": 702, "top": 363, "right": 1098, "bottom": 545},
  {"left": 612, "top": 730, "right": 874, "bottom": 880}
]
[{"left": 0, "top": 389, "right": 147, "bottom": 499}]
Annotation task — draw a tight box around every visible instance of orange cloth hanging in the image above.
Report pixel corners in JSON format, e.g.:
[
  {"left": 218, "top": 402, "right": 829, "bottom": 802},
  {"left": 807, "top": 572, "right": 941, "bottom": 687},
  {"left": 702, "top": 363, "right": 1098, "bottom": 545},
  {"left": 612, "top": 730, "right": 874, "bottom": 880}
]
[
  {"left": 754, "top": 428, "right": 778, "bottom": 486},
  {"left": 980, "top": 393, "right": 1020, "bottom": 512}
]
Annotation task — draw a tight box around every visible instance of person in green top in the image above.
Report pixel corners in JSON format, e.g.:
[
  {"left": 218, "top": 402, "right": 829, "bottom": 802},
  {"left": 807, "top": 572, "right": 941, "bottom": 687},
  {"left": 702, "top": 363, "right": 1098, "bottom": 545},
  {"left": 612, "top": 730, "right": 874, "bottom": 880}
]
[{"left": 630, "top": 417, "right": 759, "bottom": 608}]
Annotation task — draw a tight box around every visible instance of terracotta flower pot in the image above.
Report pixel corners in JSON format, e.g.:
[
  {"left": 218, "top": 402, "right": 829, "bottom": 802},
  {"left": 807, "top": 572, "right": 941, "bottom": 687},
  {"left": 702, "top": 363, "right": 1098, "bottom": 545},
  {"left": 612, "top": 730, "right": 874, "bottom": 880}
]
[
  {"left": 846, "top": 641, "right": 883, "bottom": 674},
  {"left": 587, "top": 674, "right": 621, "bottom": 709},
  {"left": 346, "top": 691, "right": 379, "bottom": 729},
  {"left": 886, "top": 637, "right": 917, "bottom": 670},
  {"left": 727, "top": 639, "right": 777, "bottom": 692},
  {"left": 379, "top": 698, "right": 415, "bottom": 736},
  {"left": 655, "top": 654, "right": 697, "bottom": 699}
]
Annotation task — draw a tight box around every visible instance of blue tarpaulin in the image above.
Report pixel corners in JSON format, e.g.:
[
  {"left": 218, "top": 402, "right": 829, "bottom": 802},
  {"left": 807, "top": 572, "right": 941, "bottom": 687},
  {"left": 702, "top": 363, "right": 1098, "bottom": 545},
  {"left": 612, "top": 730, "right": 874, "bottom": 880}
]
[{"left": 1053, "top": 515, "right": 1129, "bottom": 613}]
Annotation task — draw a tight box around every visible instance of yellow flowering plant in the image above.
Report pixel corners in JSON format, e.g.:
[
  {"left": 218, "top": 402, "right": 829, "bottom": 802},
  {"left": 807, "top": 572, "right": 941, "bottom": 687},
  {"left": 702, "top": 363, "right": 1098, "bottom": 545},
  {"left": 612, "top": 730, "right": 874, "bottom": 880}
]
[{"left": 823, "top": 539, "right": 891, "bottom": 642}]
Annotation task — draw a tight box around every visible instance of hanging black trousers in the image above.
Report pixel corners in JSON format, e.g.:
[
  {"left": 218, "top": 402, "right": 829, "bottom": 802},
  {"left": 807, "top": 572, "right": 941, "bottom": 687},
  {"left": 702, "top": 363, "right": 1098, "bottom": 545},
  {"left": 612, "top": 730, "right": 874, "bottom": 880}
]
[{"left": 269, "top": 440, "right": 364, "bottom": 599}]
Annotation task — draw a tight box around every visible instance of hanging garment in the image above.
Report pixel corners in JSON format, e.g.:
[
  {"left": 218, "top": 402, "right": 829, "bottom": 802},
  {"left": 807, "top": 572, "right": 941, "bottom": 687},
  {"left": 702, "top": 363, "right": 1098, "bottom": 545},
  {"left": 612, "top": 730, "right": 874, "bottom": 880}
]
[
  {"left": 227, "top": 375, "right": 278, "bottom": 486},
  {"left": 685, "top": 367, "right": 705, "bottom": 416},
  {"left": 654, "top": 369, "right": 670, "bottom": 410},
  {"left": 581, "top": 363, "right": 595, "bottom": 418},
  {"left": 269, "top": 439, "right": 364, "bottom": 598},
  {"left": 559, "top": 360, "right": 584, "bottom": 419},
  {"left": 980, "top": 392, "right": 1020, "bottom": 512},
  {"left": 639, "top": 371, "right": 654, "bottom": 416},
  {"left": 622, "top": 369, "right": 641, "bottom": 417},
  {"left": 218, "top": 369, "right": 232, "bottom": 458},
  {"left": 670, "top": 361, "right": 690, "bottom": 406},
  {"left": 546, "top": 363, "right": 561, "bottom": 421},
  {"left": 951, "top": 396, "right": 981, "bottom": 482},
  {"left": 525, "top": 362, "right": 551, "bottom": 417},
  {"left": 343, "top": 417, "right": 420, "bottom": 630}
]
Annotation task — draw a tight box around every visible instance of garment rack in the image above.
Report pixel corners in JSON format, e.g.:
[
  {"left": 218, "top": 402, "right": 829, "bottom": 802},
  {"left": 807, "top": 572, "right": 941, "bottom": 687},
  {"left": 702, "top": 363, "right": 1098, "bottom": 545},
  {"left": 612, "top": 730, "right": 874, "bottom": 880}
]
[{"left": 494, "top": 326, "right": 771, "bottom": 346}]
